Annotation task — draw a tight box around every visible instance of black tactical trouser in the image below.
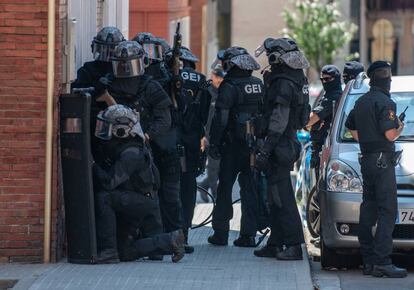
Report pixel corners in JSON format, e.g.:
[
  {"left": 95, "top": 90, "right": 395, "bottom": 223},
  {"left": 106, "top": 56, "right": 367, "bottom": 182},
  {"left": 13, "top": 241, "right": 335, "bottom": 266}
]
[
  {"left": 152, "top": 148, "right": 184, "bottom": 233},
  {"left": 180, "top": 170, "right": 197, "bottom": 236},
  {"left": 212, "top": 142, "right": 258, "bottom": 236},
  {"left": 95, "top": 190, "right": 164, "bottom": 258},
  {"left": 266, "top": 166, "right": 305, "bottom": 247},
  {"left": 359, "top": 153, "right": 397, "bottom": 266}
]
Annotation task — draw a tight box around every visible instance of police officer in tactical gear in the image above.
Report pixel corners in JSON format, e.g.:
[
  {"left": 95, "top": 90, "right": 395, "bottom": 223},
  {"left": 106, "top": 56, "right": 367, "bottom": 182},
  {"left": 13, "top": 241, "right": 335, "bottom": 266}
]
[
  {"left": 71, "top": 26, "right": 125, "bottom": 157},
  {"left": 93, "top": 105, "right": 185, "bottom": 264},
  {"left": 207, "top": 47, "right": 263, "bottom": 247},
  {"left": 198, "top": 65, "right": 226, "bottom": 202},
  {"left": 133, "top": 32, "right": 171, "bottom": 92},
  {"left": 98, "top": 41, "right": 185, "bottom": 245},
  {"left": 306, "top": 65, "right": 343, "bottom": 174},
  {"left": 254, "top": 37, "right": 309, "bottom": 260},
  {"left": 343, "top": 61, "right": 365, "bottom": 84},
  {"left": 345, "top": 61, "right": 407, "bottom": 278},
  {"left": 115, "top": 39, "right": 184, "bottom": 238},
  {"left": 164, "top": 47, "right": 210, "bottom": 252}
]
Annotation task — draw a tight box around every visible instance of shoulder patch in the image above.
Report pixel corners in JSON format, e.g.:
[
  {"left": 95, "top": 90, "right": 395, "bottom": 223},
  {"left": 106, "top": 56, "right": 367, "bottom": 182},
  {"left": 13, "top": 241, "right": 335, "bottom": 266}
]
[{"left": 388, "top": 110, "right": 396, "bottom": 121}]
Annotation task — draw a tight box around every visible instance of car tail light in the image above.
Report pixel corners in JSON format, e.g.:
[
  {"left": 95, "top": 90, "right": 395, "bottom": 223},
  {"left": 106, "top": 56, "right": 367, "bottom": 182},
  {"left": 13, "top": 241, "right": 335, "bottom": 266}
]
[{"left": 327, "top": 160, "right": 362, "bottom": 193}]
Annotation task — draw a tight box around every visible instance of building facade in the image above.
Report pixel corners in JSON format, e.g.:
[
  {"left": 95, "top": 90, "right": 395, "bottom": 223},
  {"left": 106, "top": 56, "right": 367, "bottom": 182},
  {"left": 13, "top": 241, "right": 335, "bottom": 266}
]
[
  {"left": 129, "top": 0, "right": 217, "bottom": 73},
  {"left": 0, "top": 0, "right": 127, "bottom": 263}
]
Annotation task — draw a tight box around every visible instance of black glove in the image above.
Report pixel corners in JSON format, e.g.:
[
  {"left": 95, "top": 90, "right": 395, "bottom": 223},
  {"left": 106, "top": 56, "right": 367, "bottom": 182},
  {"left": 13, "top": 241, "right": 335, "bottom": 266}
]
[
  {"left": 255, "top": 150, "right": 270, "bottom": 172},
  {"left": 208, "top": 144, "right": 221, "bottom": 160}
]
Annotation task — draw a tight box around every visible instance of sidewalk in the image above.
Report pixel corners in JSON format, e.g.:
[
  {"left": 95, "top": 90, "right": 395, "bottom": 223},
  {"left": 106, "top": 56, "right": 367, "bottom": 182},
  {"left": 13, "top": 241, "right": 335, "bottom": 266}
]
[{"left": 0, "top": 204, "right": 313, "bottom": 290}]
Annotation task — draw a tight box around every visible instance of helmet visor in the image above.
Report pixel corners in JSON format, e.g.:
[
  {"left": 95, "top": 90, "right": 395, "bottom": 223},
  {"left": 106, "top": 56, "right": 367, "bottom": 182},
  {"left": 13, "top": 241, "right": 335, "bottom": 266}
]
[
  {"left": 112, "top": 58, "right": 146, "bottom": 78},
  {"left": 92, "top": 42, "right": 116, "bottom": 62},
  {"left": 254, "top": 44, "right": 266, "bottom": 58},
  {"left": 95, "top": 115, "right": 113, "bottom": 140},
  {"left": 142, "top": 43, "right": 163, "bottom": 61}
]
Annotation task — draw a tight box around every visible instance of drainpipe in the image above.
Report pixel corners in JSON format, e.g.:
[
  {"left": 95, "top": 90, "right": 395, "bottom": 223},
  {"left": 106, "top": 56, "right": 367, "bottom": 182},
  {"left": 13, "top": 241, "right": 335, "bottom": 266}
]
[
  {"left": 360, "top": 0, "right": 368, "bottom": 66},
  {"left": 44, "top": 0, "right": 55, "bottom": 263}
]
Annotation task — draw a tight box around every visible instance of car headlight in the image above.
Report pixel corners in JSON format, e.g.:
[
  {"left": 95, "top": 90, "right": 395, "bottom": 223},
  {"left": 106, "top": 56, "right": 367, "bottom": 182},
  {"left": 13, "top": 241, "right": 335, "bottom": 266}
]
[{"left": 326, "top": 160, "right": 362, "bottom": 193}]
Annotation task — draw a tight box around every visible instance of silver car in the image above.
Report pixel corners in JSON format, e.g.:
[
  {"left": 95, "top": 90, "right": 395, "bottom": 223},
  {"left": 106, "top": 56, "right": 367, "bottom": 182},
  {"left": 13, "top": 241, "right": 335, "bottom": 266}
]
[{"left": 310, "top": 74, "right": 414, "bottom": 268}]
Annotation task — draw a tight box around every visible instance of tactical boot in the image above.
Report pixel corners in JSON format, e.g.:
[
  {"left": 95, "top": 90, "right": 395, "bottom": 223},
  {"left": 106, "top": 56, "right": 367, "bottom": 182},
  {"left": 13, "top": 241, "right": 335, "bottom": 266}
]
[
  {"left": 233, "top": 236, "right": 256, "bottom": 247},
  {"left": 276, "top": 245, "right": 303, "bottom": 261},
  {"left": 362, "top": 264, "right": 373, "bottom": 275},
  {"left": 371, "top": 264, "right": 407, "bottom": 278},
  {"left": 207, "top": 231, "right": 228, "bottom": 246},
  {"left": 184, "top": 244, "right": 195, "bottom": 254},
  {"left": 183, "top": 230, "right": 194, "bottom": 254},
  {"left": 170, "top": 230, "right": 185, "bottom": 263},
  {"left": 96, "top": 249, "right": 120, "bottom": 264},
  {"left": 254, "top": 245, "right": 283, "bottom": 258}
]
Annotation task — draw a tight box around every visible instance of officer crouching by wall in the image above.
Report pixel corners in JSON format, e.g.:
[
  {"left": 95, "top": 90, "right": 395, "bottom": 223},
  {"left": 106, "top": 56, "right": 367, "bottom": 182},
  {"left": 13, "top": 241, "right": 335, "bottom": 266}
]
[
  {"left": 207, "top": 47, "right": 263, "bottom": 247},
  {"left": 96, "top": 41, "right": 176, "bottom": 260},
  {"left": 254, "top": 38, "right": 309, "bottom": 260},
  {"left": 345, "top": 61, "right": 407, "bottom": 278},
  {"left": 93, "top": 105, "right": 185, "bottom": 264}
]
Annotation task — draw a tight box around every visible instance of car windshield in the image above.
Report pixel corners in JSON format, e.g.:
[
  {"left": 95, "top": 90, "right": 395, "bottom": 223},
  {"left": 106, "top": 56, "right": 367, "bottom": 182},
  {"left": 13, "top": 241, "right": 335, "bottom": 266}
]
[{"left": 340, "top": 92, "right": 414, "bottom": 142}]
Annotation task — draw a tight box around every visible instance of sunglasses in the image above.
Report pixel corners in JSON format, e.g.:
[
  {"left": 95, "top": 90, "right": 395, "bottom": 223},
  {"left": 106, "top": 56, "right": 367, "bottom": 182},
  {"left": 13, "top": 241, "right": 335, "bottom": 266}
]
[{"left": 320, "top": 76, "right": 334, "bottom": 83}]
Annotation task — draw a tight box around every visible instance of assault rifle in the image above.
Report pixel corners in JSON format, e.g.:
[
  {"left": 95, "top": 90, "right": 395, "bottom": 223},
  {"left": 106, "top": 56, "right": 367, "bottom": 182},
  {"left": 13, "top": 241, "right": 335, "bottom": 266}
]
[
  {"left": 246, "top": 119, "right": 271, "bottom": 246},
  {"left": 170, "top": 22, "right": 182, "bottom": 109}
]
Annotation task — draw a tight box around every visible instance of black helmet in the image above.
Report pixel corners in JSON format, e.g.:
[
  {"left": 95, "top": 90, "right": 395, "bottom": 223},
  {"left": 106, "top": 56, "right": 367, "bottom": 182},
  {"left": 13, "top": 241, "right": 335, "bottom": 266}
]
[
  {"left": 255, "top": 37, "right": 309, "bottom": 69},
  {"left": 95, "top": 104, "right": 144, "bottom": 140},
  {"left": 179, "top": 47, "right": 199, "bottom": 63},
  {"left": 164, "top": 46, "right": 199, "bottom": 67},
  {"left": 111, "top": 41, "right": 147, "bottom": 78},
  {"left": 92, "top": 26, "right": 125, "bottom": 62},
  {"left": 133, "top": 32, "right": 170, "bottom": 61},
  {"left": 343, "top": 61, "right": 365, "bottom": 84},
  {"left": 211, "top": 46, "right": 260, "bottom": 72}
]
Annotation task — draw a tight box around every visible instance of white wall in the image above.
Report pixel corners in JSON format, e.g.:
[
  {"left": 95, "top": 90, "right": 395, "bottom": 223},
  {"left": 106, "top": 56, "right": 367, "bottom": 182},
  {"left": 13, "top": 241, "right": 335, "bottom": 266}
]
[
  {"left": 103, "top": 0, "right": 129, "bottom": 38},
  {"left": 231, "top": 0, "right": 290, "bottom": 74},
  {"left": 169, "top": 17, "right": 191, "bottom": 48},
  {"left": 68, "top": 0, "right": 97, "bottom": 70}
]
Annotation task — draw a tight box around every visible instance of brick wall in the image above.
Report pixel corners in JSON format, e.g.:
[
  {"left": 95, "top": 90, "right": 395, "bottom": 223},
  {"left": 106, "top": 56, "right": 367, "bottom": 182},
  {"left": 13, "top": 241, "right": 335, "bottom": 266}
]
[{"left": 0, "top": 0, "right": 63, "bottom": 263}]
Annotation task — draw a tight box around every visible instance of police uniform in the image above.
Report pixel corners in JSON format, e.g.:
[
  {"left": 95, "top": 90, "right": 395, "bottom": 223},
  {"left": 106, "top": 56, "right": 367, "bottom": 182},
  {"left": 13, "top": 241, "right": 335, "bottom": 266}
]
[
  {"left": 256, "top": 65, "right": 306, "bottom": 258},
  {"left": 253, "top": 37, "right": 310, "bottom": 260},
  {"left": 71, "top": 27, "right": 125, "bottom": 159},
  {"left": 209, "top": 66, "right": 263, "bottom": 245},
  {"left": 94, "top": 139, "right": 184, "bottom": 263},
  {"left": 178, "top": 66, "right": 210, "bottom": 239},
  {"left": 345, "top": 61, "right": 407, "bottom": 278},
  {"left": 310, "top": 65, "right": 342, "bottom": 173},
  {"left": 93, "top": 104, "right": 185, "bottom": 264}
]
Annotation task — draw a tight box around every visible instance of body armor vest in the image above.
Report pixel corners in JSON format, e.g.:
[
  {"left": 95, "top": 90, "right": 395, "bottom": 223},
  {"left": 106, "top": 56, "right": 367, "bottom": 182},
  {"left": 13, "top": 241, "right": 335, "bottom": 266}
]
[{"left": 227, "top": 76, "right": 264, "bottom": 140}]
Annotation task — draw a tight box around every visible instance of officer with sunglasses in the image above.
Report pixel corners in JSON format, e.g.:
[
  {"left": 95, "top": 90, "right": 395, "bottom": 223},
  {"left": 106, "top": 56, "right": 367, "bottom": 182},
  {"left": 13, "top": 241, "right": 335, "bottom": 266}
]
[
  {"left": 306, "top": 65, "right": 343, "bottom": 176},
  {"left": 345, "top": 61, "right": 407, "bottom": 278}
]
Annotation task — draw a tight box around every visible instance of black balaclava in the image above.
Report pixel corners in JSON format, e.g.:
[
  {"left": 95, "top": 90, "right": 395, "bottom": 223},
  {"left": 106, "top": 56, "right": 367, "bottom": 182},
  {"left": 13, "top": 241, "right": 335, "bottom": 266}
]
[
  {"left": 367, "top": 61, "right": 392, "bottom": 94},
  {"left": 343, "top": 61, "right": 364, "bottom": 84},
  {"left": 321, "top": 65, "right": 342, "bottom": 97}
]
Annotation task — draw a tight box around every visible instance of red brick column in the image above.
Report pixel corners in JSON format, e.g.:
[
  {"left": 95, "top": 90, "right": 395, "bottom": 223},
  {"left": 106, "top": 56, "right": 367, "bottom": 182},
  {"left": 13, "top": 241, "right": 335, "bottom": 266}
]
[{"left": 0, "top": 0, "right": 63, "bottom": 263}]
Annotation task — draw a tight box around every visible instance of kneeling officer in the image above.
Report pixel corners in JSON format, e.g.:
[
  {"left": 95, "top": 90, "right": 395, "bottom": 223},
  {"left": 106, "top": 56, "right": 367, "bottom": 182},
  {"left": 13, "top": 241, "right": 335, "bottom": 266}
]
[{"left": 93, "top": 104, "right": 185, "bottom": 263}]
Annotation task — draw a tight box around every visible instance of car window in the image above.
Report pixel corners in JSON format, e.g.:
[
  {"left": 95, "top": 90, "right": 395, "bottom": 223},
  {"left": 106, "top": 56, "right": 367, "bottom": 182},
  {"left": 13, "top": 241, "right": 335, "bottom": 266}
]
[{"left": 339, "top": 92, "right": 414, "bottom": 142}]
